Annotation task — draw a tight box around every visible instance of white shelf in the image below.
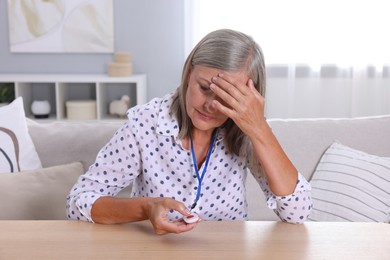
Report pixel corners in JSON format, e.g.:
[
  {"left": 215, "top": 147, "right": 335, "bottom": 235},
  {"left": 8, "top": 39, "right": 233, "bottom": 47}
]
[{"left": 0, "top": 74, "right": 147, "bottom": 121}]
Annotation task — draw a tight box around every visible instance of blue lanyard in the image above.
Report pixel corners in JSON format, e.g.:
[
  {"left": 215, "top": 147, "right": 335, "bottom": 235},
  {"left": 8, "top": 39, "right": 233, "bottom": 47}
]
[{"left": 190, "top": 130, "right": 217, "bottom": 210}]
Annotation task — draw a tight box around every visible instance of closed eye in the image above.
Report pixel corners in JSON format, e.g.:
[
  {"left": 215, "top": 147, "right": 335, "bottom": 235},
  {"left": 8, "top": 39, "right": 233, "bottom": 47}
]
[{"left": 200, "top": 85, "right": 211, "bottom": 92}]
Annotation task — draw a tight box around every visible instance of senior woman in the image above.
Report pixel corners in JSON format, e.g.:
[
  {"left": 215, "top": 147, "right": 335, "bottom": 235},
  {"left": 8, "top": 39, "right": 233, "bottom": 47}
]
[{"left": 67, "top": 29, "right": 312, "bottom": 235}]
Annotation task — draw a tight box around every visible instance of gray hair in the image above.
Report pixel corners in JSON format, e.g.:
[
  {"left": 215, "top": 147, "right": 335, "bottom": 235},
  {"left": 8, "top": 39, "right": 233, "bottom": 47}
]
[{"left": 170, "top": 29, "right": 266, "bottom": 155}]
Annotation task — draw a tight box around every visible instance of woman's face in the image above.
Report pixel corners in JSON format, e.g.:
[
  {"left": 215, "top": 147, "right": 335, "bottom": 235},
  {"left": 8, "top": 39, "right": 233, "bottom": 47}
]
[{"left": 185, "top": 65, "right": 248, "bottom": 134}]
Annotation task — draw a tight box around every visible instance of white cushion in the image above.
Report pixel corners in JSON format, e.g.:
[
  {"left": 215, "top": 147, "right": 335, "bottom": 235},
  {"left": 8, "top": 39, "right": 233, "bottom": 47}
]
[
  {"left": 0, "top": 97, "right": 42, "bottom": 173},
  {"left": 0, "top": 161, "right": 84, "bottom": 220},
  {"left": 309, "top": 142, "right": 390, "bottom": 222}
]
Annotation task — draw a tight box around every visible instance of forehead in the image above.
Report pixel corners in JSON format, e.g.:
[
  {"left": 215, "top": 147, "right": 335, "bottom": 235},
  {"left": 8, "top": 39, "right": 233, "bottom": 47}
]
[{"left": 191, "top": 65, "right": 249, "bottom": 83}]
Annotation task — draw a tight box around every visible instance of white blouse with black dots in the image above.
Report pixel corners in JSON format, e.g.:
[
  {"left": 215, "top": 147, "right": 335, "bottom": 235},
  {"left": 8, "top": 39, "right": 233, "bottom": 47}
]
[{"left": 67, "top": 93, "right": 312, "bottom": 223}]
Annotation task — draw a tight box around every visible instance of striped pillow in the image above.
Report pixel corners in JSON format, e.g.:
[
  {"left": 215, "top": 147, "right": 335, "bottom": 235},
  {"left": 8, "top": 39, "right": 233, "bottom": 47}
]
[{"left": 309, "top": 142, "right": 390, "bottom": 222}]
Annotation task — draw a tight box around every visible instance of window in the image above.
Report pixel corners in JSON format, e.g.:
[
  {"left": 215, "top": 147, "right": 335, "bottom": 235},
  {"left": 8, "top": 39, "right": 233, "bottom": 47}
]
[{"left": 187, "top": 0, "right": 390, "bottom": 65}]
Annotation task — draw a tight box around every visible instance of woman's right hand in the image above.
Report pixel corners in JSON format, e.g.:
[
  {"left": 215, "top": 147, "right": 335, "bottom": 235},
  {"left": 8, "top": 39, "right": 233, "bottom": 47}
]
[
  {"left": 145, "top": 197, "right": 200, "bottom": 235},
  {"left": 91, "top": 196, "right": 199, "bottom": 235}
]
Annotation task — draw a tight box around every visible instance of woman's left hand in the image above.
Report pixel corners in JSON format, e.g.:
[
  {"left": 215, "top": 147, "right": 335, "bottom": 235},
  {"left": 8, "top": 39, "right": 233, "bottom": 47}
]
[{"left": 210, "top": 73, "right": 266, "bottom": 138}]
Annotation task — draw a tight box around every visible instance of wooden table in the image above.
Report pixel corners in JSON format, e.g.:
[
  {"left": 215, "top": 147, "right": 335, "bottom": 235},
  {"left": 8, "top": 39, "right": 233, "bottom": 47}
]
[{"left": 0, "top": 220, "right": 389, "bottom": 259}]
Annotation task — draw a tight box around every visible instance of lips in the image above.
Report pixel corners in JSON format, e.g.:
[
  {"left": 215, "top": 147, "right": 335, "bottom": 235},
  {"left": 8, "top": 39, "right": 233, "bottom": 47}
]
[{"left": 196, "top": 110, "right": 214, "bottom": 121}]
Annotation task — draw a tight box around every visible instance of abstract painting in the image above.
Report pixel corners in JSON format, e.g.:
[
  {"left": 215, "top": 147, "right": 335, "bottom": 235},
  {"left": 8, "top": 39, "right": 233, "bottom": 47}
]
[{"left": 7, "top": 0, "right": 114, "bottom": 53}]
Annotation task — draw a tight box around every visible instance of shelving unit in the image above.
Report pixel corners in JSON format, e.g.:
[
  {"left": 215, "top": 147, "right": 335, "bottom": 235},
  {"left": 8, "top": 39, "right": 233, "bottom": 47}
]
[{"left": 0, "top": 74, "right": 147, "bottom": 120}]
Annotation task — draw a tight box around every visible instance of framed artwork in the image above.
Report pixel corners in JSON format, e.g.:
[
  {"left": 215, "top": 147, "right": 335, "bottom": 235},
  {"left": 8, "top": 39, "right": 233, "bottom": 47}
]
[{"left": 7, "top": 0, "right": 114, "bottom": 53}]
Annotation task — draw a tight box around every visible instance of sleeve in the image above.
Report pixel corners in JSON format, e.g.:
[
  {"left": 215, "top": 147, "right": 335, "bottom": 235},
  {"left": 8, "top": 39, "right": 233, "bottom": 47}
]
[
  {"left": 244, "top": 122, "right": 312, "bottom": 224},
  {"left": 256, "top": 171, "right": 312, "bottom": 224},
  {"left": 66, "top": 113, "right": 142, "bottom": 222}
]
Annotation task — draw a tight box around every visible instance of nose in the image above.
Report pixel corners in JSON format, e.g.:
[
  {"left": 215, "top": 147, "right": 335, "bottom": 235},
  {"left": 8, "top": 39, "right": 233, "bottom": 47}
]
[{"left": 204, "top": 94, "right": 217, "bottom": 113}]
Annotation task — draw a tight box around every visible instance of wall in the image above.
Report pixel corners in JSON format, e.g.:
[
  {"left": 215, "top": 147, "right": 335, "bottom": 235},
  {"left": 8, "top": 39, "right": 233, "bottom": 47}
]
[{"left": 0, "top": 0, "right": 185, "bottom": 100}]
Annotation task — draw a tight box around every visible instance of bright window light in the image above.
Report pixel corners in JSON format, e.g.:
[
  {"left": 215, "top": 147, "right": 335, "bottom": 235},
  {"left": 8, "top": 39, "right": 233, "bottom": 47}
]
[{"left": 189, "top": 0, "right": 390, "bottom": 65}]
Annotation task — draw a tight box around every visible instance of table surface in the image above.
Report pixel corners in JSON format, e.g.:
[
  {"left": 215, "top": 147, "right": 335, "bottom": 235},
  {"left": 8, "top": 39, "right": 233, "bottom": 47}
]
[{"left": 0, "top": 220, "right": 389, "bottom": 259}]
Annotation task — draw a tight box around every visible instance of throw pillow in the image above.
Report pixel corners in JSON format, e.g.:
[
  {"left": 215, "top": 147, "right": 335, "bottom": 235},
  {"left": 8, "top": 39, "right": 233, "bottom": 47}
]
[
  {"left": 0, "top": 97, "right": 42, "bottom": 173},
  {"left": 0, "top": 161, "right": 84, "bottom": 220},
  {"left": 309, "top": 142, "right": 390, "bottom": 222}
]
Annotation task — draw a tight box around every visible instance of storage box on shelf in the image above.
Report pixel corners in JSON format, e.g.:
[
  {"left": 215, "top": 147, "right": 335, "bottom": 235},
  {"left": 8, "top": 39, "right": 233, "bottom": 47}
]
[{"left": 0, "top": 74, "right": 147, "bottom": 121}]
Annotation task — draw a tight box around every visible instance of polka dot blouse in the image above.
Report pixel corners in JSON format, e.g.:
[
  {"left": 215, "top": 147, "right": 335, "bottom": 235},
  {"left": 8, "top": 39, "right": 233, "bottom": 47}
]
[{"left": 67, "top": 93, "right": 312, "bottom": 223}]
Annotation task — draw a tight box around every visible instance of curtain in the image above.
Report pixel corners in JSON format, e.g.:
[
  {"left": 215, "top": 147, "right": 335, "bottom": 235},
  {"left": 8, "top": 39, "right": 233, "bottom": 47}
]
[
  {"left": 185, "top": 0, "right": 390, "bottom": 118},
  {"left": 266, "top": 64, "right": 390, "bottom": 118}
]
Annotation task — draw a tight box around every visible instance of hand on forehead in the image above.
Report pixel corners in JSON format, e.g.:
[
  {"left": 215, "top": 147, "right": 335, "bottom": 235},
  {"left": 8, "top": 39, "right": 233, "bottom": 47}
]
[{"left": 193, "top": 65, "right": 250, "bottom": 87}]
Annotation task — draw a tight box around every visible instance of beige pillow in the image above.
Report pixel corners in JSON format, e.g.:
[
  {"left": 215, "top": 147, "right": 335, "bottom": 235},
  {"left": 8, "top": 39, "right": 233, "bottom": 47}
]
[{"left": 0, "top": 161, "right": 84, "bottom": 220}]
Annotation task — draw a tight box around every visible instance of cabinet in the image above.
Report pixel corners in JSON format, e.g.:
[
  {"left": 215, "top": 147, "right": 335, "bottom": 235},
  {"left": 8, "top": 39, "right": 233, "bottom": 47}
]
[{"left": 0, "top": 74, "right": 147, "bottom": 120}]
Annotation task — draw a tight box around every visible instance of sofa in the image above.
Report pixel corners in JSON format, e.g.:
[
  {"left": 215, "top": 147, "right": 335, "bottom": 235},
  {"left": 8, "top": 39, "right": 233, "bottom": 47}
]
[{"left": 1, "top": 114, "right": 389, "bottom": 221}]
